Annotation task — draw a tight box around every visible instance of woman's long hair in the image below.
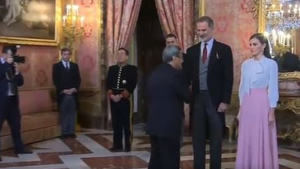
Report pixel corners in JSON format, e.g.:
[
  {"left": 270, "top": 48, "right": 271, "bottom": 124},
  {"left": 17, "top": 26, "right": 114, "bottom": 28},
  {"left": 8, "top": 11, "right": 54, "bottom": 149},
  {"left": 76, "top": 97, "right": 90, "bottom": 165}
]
[{"left": 249, "top": 33, "right": 271, "bottom": 58}]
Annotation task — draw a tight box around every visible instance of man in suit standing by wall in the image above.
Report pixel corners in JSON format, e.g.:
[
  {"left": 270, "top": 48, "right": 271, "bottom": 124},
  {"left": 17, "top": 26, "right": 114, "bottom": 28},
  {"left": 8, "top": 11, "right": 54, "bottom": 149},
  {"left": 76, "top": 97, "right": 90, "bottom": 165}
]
[
  {"left": 52, "top": 48, "right": 81, "bottom": 139},
  {"left": 146, "top": 45, "right": 190, "bottom": 169},
  {"left": 184, "top": 16, "right": 233, "bottom": 169},
  {"left": 106, "top": 48, "right": 137, "bottom": 152},
  {"left": 0, "top": 45, "right": 31, "bottom": 160}
]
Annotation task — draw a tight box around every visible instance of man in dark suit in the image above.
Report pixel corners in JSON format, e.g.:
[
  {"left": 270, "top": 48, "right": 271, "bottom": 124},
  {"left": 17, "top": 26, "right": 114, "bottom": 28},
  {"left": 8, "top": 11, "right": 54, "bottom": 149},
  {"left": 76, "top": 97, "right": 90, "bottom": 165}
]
[
  {"left": 0, "top": 45, "right": 31, "bottom": 160},
  {"left": 106, "top": 48, "right": 137, "bottom": 152},
  {"left": 146, "top": 45, "right": 190, "bottom": 169},
  {"left": 184, "top": 16, "right": 233, "bottom": 169},
  {"left": 52, "top": 48, "right": 81, "bottom": 139}
]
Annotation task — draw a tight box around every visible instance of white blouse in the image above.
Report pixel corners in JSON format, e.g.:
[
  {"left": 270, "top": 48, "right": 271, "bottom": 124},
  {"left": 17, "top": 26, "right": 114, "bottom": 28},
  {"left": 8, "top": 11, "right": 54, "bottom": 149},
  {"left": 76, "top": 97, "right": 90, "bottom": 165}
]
[{"left": 239, "top": 56, "right": 279, "bottom": 108}]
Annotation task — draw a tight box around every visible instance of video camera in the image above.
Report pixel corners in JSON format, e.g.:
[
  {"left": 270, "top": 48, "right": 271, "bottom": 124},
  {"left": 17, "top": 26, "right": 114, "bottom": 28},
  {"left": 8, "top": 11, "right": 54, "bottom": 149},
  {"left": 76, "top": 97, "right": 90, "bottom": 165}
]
[{"left": 2, "top": 45, "right": 26, "bottom": 63}]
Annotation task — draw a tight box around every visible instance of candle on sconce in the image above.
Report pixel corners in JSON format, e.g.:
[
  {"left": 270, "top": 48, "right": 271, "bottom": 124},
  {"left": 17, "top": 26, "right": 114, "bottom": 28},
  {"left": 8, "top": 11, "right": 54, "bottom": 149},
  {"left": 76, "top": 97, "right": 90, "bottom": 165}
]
[
  {"left": 286, "top": 34, "right": 291, "bottom": 47},
  {"left": 72, "top": 16, "right": 76, "bottom": 26},
  {"left": 62, "top": 15, "right": 67, "bottom": 26},
  {"left": 73, "top": 5, "right": 79, "bottom": 16},
  {"left": 66, "top": 4, "right": 71, "bottom": 16},
  {"left": 80, "top": 16, "right": 85, "bottom": 28},
  {"left": 272, "top": 29, "right": 277, "bottom": 46}
]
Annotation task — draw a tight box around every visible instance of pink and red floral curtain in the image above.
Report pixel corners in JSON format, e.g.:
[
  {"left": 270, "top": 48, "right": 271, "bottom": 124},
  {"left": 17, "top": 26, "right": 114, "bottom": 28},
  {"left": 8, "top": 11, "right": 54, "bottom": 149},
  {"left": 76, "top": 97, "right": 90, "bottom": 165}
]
[
  {"left": 155, "top": 0, "right": 194, "bottom": 52},
  {"left": 106, "top": 0, "right": 142, "bottom": 66}
]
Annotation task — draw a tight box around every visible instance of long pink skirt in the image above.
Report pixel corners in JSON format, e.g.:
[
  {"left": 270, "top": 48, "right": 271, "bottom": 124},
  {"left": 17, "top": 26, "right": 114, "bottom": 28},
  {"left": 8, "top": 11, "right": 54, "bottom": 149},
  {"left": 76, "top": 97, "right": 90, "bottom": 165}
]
[{"left": 235, "top": 88, "right": 279, "bottom": 169}]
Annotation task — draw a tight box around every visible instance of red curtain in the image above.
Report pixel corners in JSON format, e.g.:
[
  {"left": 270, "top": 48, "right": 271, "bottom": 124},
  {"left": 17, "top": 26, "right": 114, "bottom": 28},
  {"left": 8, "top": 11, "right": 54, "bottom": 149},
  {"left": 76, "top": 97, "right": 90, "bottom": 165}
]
[
  {"left": 106, "top": 0, "right": 142, "bottom": 65},
  {"left": 155, "top": 0, "right": 194, "bottom": 52}
]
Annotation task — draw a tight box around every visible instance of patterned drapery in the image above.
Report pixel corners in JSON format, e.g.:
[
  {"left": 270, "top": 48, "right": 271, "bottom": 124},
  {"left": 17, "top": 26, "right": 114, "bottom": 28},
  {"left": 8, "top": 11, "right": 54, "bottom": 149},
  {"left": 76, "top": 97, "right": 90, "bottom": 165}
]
[
  {"left": 155, "top": 0, "right": 194, "bottom": 52},
  {"left": 106, "top": 0, "right": 142, "bottom": 65}
]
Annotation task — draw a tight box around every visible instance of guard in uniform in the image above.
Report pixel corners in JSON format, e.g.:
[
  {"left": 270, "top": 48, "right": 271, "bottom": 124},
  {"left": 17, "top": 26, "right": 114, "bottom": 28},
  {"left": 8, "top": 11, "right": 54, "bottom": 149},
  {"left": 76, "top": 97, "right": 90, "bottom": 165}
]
[{"left": 106, "top": 48, "right": 137, "bottom": 152}]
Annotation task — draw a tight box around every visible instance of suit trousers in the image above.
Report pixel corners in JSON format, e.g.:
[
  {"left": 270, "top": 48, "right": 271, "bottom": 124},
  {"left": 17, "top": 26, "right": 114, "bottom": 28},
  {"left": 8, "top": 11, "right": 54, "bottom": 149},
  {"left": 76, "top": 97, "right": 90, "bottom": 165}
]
[
  {"left": 59, "top": 95, "right": 77, "bottom": 136},
  {"left": 0, "top": 96, "right": 24, "bottom": 153},
  {"left": 110, "top": 99, "right": 131, "bottom": 149},
  {"left": 193, "top": 91, "right": 223, "bottom": 169},
  {"left": 148, "top": 135, "right": 180, "bottom": 169}
]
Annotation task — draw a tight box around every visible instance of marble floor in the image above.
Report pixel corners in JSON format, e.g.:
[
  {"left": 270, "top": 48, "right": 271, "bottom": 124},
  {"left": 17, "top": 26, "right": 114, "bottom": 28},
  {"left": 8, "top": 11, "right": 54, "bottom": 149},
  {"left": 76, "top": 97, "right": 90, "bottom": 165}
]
[{"left": 0, "top": 125, "right": 299, "bottom": 169}]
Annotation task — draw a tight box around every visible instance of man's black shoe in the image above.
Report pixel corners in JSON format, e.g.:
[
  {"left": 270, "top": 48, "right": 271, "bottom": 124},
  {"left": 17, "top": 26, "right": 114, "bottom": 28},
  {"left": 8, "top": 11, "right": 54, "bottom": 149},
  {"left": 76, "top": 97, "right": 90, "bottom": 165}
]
[
  {"left": 68, "top": 134, "right": 77, "bottom": 138},
  {"left": 15, "top": 148, "right": 32, "bottom": 154},
  {"left": 109, "top": 147, "right": 123, "bottom": 152},
  {"left": 124, "top": 147, "right": 131, "bottom": 152}
]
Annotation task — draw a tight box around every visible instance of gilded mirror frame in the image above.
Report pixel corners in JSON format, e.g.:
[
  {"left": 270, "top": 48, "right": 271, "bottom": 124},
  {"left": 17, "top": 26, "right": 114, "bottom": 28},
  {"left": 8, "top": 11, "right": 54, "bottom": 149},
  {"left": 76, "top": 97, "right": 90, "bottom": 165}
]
[
  {"left": 257, "top": 0, "right": 300, "bottom": 80},
  {"left": 0, "top": 0, "right": 62, "bottom": 46}
]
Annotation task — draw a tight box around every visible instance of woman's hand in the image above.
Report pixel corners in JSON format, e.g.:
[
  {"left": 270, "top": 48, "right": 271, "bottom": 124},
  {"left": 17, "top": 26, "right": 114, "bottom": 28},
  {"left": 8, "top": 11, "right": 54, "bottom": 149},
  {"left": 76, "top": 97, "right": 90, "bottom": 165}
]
[{"left": 269, "top": 108, "right": 275, "bottom": 124}]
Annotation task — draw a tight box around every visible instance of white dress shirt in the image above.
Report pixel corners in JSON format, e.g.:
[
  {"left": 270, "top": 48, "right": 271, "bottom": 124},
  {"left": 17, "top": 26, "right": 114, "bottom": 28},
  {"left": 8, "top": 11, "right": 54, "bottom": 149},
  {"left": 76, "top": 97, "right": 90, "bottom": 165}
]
[
  {"left": 239, "top": 56, "right": 279, "bottom": 108},
  {"left": 62, "top": 60, "right": 70, "bottom": 69},
  {"left": 0, "top": 57, "right": 5, "bottom": 64},
  {"left": 200, "top": 38, "right": 214, "bottom": 59}
]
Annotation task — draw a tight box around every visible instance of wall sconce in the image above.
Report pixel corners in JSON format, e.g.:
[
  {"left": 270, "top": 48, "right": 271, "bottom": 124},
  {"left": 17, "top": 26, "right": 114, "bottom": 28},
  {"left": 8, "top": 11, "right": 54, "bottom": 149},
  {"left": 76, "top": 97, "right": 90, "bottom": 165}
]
[{"left": 61, "top": 2, "right": 85, "bottom": 53}]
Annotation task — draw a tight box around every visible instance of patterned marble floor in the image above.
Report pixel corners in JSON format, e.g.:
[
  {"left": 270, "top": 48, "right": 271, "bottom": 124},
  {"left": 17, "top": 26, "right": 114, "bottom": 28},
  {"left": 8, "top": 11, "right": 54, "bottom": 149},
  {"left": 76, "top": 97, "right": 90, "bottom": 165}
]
[{"left": 0, "top": 125, "right": 299, "bottom": 169}]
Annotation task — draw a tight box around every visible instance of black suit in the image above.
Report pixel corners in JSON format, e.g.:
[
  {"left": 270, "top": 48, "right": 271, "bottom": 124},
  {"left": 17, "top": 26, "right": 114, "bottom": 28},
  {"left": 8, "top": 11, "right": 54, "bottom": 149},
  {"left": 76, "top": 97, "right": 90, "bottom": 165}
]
[
  {"left": 0, "top": 62, "right": 25, "bottom": 153},
  {"left": 184, "top": 40, "right": 233, "bottom": 169},
  {"left": 52, "top": 61, "right": 81, "bottom": 136},
  {"left": 146, "top": 63, "right": 190, "bottom": 169},
  {"left": 106, "top": 64, "right": 137, "bottom": 151}
]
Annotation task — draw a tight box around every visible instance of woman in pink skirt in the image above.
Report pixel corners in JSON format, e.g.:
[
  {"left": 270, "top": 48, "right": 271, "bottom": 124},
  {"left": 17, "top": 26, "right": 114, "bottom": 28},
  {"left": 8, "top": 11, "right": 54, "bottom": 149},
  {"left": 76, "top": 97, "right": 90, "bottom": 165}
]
[{"left": 235, "top": 33, "right": 279, "bottom": 169}]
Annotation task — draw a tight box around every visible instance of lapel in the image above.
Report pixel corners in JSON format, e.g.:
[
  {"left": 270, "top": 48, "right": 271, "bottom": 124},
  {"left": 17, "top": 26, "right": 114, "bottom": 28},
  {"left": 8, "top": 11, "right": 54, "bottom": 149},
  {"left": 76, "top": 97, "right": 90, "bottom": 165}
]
[
  {"left": 194, "top": 42, "right": 201, "bottom": 74},
  {"left": 208, "top": 40, "right": 218, "bottom": 71}
]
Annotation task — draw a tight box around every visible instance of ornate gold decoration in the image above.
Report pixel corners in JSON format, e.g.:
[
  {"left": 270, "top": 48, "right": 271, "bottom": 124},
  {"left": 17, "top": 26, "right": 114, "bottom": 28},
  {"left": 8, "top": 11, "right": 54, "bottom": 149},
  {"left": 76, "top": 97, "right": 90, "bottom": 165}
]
[
  {"left": 277, "top": 97, "right": 300, "bottom": 115},
  {"left": 199, "top": 0, "right": 205, "bottom": 17},
  {"left": 61, "top": 2, "right": 85, "bottom": 49},
  {"left": 0, "top": 0, "right": 62, "bottom": 46},
  {"left": 279, "top": 71, "right": 300, "bottom": 80}
]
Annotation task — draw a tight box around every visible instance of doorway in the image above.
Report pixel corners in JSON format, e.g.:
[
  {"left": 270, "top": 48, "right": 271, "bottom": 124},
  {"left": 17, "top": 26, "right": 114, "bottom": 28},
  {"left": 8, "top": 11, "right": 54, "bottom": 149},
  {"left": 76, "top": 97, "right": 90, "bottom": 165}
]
[{"left": 135, "top": 0, "right": 165, "bottom": 123}]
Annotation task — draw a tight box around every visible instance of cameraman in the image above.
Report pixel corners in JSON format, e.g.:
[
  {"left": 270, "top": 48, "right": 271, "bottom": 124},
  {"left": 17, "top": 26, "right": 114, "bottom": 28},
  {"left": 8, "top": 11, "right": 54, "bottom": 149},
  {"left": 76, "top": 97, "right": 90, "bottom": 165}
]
[{"left": 0, "top": 46, "right": 31, "bottom": 160}]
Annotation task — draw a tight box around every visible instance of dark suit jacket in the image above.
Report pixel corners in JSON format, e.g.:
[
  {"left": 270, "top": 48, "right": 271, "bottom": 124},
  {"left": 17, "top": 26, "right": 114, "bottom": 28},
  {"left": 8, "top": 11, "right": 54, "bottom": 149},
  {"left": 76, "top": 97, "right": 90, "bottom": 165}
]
[
  {"left": 106, "top": 64, "right": 137, "bottom": 94},
  {"left": 0, "top": 62, "right": 24, "bottom": 110},
  {"left": 146, "top": 64, "right": 190, "bottom": 139},
  {"left": 184, "top": 40, "right": 233, "bottom": 106},
  {"left": 52, "top": 61, "right": 81, "bottom": 106}
]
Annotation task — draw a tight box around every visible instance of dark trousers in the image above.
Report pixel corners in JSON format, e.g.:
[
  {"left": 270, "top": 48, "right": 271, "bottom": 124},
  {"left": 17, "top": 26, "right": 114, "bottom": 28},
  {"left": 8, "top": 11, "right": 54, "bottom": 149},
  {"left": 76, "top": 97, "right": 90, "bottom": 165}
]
[
  {"left": 59, "top": 95, "right": 77, "bottom": 136},
  {"left": 148, "top": 135, "right": 180, "bottom": 169},
  {"left": 0, "top": 96, "right": 24, "bottom": 153},
  {"left": 193, "top": 91, "right": 223, "bottom": 169},
  {"left": 110, "top": 99, "right": 131, "bottom": 149}
]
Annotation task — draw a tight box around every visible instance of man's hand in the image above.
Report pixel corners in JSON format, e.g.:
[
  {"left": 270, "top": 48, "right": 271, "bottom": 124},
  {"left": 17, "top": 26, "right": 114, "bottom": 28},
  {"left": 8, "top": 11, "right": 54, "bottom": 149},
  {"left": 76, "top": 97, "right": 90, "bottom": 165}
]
[
  {"left": 63, "top": 89, "right": 72, "bottom": 95},
  {"left": 121, "top": 89, "right": 130, "bottom": 99},
  {"left": 217, "top": 102, "right": 228, "bottom": 112},
  {"left": 70, "top": 88, "right": 77, "bottom": 93},
  {"left": 110, "top": 94, "right": 122, "bottom": 102},
  {"left": 188, "top": 85, "right": 192, "bottom": 92}
]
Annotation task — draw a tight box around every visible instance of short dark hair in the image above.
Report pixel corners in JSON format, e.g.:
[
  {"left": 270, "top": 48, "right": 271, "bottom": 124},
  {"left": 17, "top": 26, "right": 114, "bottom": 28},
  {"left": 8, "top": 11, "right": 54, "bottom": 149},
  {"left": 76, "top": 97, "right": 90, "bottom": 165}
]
[
  {"left": 118, "top": 47, "right": 129, "bottom": 55},
  {"left": 165, "top": 33, "right": 177, "bottom": 39},
  {"left": 196, "top": 16, "right": 214, "bottom": 28},
  {"left": 2, "top": 45, "right": 17, "bottom": 55},
  {"left": 61, "top": 48, "right": 72, "bottom": 54}
]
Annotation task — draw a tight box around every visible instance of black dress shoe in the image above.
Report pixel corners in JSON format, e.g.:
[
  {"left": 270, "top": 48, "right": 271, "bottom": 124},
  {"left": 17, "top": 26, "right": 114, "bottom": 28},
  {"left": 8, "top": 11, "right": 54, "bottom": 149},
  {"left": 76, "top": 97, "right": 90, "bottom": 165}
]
[
  {"left": 15, "top": 148, "right": 32, "bottom": 154},
  {"left": 109, "top": 147, "right": 123, "bottom": 152},
  {"left": 124, "top": 147, "right": 131, "bottom": 152},
  {"left": 68, "top": 134, "right": 77, "bottom": 138}
]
